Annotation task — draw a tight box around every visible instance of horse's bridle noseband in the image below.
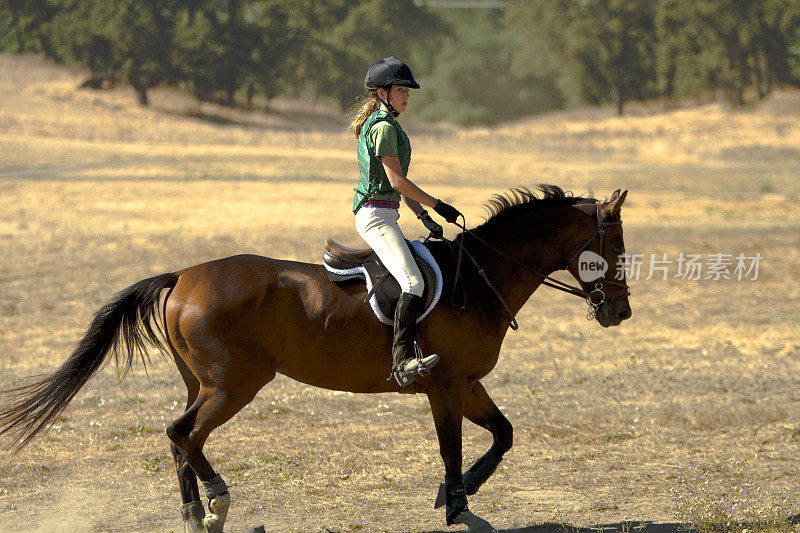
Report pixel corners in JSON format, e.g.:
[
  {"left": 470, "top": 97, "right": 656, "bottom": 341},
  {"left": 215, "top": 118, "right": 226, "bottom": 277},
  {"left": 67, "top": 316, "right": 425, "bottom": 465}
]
[{"left": 567, "top": 203, "right": 631, "bottom": 320}]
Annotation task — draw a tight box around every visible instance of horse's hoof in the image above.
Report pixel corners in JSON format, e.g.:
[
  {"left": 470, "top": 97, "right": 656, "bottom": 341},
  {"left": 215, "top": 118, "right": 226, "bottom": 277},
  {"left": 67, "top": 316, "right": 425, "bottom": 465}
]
[
  {"left": 203, "top": 515, "right": 223, "bottom": 533},
  {"left": 434, "top": 482, "right": 446, "bottom": 508},
  {"left": 203, "top": 492, "right": 231, "bottom": 533},
  {"left": 452, "top": 509, "right": 497, "bottom": 533},
  {"left": 181, "top": 500, "right": 205, "bottom": 533}
]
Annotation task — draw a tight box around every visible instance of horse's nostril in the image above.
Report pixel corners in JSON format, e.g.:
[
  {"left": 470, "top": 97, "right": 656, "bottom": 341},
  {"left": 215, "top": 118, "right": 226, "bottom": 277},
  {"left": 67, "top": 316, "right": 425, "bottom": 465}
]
[{"left": 619, "top": 308, "right": 631, "bottom": 320}]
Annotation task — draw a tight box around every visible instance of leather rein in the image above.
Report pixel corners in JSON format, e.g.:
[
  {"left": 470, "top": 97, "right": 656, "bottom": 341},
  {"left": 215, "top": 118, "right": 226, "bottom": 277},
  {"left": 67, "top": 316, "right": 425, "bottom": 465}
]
[{"left": 436, "top": 203, "right": 630, "bottom": 329}]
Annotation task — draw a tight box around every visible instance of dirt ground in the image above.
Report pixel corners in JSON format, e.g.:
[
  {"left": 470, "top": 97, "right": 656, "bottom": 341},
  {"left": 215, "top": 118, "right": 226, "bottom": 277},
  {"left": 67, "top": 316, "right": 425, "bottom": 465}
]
[{"left": 0, "top": 54, "right": 799, "bottom": 533}]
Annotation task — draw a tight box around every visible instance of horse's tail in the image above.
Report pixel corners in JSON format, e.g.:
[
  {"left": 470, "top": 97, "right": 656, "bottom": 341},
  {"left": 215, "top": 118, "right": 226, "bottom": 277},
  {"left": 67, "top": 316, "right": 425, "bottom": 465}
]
[{"left": 0, "top": 272, "right": 180, "bottom": 451}]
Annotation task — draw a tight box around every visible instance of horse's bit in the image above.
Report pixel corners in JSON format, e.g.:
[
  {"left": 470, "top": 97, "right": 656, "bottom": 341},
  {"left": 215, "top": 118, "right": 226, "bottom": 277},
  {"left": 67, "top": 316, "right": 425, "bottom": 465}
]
[{"left": 566, "top": 203, "right": 631, "bottom": 320}]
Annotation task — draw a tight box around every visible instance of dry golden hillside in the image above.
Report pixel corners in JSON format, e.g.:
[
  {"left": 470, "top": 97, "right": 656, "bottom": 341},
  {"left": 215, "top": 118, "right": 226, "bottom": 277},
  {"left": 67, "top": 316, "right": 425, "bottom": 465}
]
[{"left": 0, "top": 54, "right": 799, "bottom": 533}]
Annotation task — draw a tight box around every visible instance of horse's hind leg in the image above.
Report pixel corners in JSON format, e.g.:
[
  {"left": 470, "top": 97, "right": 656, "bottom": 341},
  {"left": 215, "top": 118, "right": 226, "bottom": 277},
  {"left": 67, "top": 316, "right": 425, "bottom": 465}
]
[
  {"left": 172, "top": 443, "right": 204, "bottom": 532},
  {"left": 167, "top": 367, "right": 275, "bottom": 533},
  {"left": 170, "top": 355, "right": 204, "bottom": 532},
  {"left": 434, "top": 381, "right": 512, "bottom": 508}
]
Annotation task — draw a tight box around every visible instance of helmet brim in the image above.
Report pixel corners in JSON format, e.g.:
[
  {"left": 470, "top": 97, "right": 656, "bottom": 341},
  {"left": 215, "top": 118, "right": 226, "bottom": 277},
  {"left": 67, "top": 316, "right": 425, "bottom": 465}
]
[
  {"left": 392, "top": 79, "right": 420, "bottom": 89},
  {"left": 365, "top": 79, "right": 420, "bottom": 90}
]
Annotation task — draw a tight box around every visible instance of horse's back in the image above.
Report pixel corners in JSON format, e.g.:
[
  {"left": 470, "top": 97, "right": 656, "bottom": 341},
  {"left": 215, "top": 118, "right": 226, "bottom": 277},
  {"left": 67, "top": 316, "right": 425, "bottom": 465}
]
[
  {"left": 164, "top": 254, "right": 395, "bottom": 392},
  {"left": 168, "top": 253, "right": 334, "bottom": 330}
]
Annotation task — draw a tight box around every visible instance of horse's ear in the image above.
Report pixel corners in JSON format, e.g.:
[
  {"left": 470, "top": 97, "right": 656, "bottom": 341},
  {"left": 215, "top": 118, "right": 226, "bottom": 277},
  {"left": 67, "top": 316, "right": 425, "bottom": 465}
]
[{"left": 603, "top": 189, "right": 628, "bottom": 219}]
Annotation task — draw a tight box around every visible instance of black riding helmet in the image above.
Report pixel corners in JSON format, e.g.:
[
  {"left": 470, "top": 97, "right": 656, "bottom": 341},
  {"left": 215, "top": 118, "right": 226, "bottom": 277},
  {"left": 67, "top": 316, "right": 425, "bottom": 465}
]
[
  {"left": 365, "top": 56, "right": 420, "bottom": 89},
  {"left": 365, "top": 57, "right": 419, "bottom": 117}
]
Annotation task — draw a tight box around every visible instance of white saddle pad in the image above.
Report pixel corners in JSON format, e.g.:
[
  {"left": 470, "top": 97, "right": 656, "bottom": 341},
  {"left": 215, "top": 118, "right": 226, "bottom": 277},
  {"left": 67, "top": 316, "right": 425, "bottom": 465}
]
[{"left": 323, "top": 240, "right": 443, "bottom": 326}]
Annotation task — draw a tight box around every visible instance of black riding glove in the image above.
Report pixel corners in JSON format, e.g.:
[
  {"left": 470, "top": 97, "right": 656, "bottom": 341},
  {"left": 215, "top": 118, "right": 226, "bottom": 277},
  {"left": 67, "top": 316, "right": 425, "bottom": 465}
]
[
  {"left": 434, "top": 199, "right": 462, "bottom": 224},
  {"left": 418, "top": 211, "right": 443, "bottom": 239}
]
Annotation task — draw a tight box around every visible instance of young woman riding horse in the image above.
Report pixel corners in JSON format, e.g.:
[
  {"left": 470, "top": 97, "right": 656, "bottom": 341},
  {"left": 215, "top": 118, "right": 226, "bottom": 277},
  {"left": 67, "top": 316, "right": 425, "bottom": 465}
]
[
  {"left": 0, "top": 62, "right": 632, "bottom": 533},
  {"left": 0, "top": 185, "right": 631, "bottom": 532},
  {"left": 349, "top": 56, "right": 462, "bottom": 387}
]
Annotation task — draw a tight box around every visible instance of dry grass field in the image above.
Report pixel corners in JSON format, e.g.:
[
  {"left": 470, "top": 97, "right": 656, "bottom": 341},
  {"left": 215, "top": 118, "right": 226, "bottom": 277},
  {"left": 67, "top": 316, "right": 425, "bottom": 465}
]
[{"left": 1, "top": 54, "right": 799, "bottom": 533}]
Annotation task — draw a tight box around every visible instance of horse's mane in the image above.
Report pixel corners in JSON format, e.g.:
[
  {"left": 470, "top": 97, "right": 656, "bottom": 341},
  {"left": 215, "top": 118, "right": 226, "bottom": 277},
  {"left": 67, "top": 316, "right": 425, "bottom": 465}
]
[{"left": 478, "top": 184, "right": 597, "bottom": 229}]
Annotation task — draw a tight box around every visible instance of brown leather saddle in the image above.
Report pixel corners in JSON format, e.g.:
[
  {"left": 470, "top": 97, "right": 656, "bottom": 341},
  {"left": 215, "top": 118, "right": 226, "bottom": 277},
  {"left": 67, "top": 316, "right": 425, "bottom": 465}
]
[{"left": 322, "top": 238, "right": 440, "bottom": 324}]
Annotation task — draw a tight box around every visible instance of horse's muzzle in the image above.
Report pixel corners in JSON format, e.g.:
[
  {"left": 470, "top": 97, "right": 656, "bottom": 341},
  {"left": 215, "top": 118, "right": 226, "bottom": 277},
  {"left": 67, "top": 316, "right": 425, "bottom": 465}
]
[{"left": 596, "top": 302, "right": 632, "bottom": 327}]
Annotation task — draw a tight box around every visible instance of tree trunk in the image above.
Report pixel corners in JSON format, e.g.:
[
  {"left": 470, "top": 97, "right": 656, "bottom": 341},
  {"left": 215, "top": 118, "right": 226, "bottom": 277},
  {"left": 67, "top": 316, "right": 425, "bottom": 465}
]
[
  {"left": 756, "top": 50, "right": 771, "bottom": 100},
  {"left": 610, "top": 85, "right": 625, "bottom": 116},
  {"left": 724, "top": 39, "right": 747, "bottom": 107},
  {"left": 134, "top": 84, "right": 149, "bottom": 106}
]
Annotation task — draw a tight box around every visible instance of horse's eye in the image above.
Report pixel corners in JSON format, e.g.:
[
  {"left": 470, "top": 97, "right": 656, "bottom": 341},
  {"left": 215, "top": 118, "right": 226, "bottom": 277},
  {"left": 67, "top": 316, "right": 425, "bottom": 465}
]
[{"left": 611, "top": 245, "right": 622, "bottom": 254}]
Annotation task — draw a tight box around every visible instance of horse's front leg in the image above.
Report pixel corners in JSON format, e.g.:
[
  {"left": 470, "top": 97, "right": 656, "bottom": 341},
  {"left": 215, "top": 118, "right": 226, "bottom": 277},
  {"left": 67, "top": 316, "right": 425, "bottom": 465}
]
[
  {"left": 427, "top": 381, "right": 497, "bottom": 533},
  {"left": 435, "top": 380, "right": 512, "bottom": 505}
]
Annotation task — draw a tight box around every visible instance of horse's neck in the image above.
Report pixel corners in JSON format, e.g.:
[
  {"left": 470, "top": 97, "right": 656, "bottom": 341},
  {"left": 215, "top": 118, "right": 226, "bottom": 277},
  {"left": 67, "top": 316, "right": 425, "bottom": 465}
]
[{"left": 469, "top": 212, "right": 577, "bottom": 319}]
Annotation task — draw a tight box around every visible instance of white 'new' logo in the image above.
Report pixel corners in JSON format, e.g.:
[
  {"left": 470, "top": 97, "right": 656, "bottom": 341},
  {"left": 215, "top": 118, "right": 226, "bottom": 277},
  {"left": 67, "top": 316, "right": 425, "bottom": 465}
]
[{"left": 578, "top": 251, "right": 608, "bottom": 282}]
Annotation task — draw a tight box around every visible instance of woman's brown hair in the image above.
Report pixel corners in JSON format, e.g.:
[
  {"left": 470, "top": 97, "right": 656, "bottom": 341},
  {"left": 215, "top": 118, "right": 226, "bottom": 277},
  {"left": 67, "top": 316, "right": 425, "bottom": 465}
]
[{"left": 348, "top": 89, "right": 381, "bottom": 138}]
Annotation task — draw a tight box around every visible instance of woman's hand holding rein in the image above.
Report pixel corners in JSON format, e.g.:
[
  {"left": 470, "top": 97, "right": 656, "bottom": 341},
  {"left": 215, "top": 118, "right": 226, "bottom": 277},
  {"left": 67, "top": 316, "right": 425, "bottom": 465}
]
[
  {"left": 417, "top": 211, "right": 444, "bottom": 239},
  {"left": 433, "top": 199, "right": 462, "bottom": 224}
]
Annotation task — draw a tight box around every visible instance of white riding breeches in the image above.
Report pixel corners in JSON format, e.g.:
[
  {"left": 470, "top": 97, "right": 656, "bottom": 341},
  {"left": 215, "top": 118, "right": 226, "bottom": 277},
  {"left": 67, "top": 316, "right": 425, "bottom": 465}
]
[{"left": 354, "top": 207, "right": 425, "bottom": 297}]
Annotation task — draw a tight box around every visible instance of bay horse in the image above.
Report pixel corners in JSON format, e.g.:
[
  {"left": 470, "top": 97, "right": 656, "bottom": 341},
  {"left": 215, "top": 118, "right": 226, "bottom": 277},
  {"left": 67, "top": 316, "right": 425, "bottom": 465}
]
[{"left": 0, "top": 185, "right": 631, "bottom": 533}]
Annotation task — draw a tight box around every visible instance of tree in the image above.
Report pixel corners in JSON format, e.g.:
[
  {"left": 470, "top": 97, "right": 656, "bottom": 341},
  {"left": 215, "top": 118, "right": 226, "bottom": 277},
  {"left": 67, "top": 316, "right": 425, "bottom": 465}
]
[
  {"left": 276, "top": 1, "right": 352, "bottom": 106},
  {"left": 40, "top": 0, "right": 179, "bottom": 105},
  {"left": 407, "top": 7, "right": 560, "bottom": 126},
  {"left": 0, "top": 0, "right": 59, "bottom": 56},
  {"left": 657, "top": 0, "right": 800, "bottom": 107},
  {"left": 327, "top": 0, "right": 444, "bottom": 109},
  {"left": 506, "top": 0, "right": 658, "bottom": 115},
  {"left": 791, "top": 26, "right": 800, "bottom": 85},
  {"left": 100, "top": 1, "right": 179, "bottom": 105},
  {"left": 243, "top": 1, "right": 295, "bottom": 108}
]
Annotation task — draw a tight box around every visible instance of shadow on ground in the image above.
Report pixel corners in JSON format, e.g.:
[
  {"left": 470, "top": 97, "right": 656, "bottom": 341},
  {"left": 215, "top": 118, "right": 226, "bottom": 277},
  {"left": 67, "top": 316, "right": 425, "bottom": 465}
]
[
  {"left": 420, "top": 522, "right": 688, "bottom": 533},
  {"left": 159, "top": 106, "right": 346, "bottom": 131},
  {"left": 420, "top": 515, "right": 800, "bottom": 533},
  {"left": 240, "top": 516, "right": 800, "bottom": 533},
  {"left": 162, "top": 109, "right": 268, "bottom": 129}
]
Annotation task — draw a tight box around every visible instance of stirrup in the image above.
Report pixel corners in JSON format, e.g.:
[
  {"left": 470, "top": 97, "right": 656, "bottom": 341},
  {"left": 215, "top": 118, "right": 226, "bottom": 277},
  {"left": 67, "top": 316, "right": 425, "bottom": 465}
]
[
  {"left": 400, "top": 353, "right": 440, "bottom": 375},
  {"left": 393, "top": 353, "right": 440, "bottom": 387}
]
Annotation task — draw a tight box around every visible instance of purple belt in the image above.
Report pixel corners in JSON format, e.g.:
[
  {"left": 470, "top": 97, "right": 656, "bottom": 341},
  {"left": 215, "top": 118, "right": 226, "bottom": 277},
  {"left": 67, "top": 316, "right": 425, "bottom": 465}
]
[{"left": 363, "top": 200, "right": 400, "bottom": 209}]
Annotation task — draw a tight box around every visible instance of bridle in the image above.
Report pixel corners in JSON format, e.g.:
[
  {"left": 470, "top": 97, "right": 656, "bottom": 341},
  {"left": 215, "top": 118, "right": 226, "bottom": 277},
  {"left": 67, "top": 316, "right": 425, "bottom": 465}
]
[
  {"left": 440, "top": 202, "right": 630, "bottom": 328},
  {"left": 565, "top": 203, "right": 631, "bottom": 320}
]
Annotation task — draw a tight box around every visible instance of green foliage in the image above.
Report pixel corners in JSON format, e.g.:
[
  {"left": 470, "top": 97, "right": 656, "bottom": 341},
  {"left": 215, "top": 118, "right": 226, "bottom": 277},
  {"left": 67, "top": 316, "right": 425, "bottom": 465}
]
[
  {"left": 506, "top": 0, "right": 658, "bottom": 115},
  {"left": 2, "top": 0, "right": 799, "bottom": 119},
  {"left": 657, "top": 0, "right": 800, "bottom": 105},
  {"left": 791, "top": 27, "right": 800, "bottom": 84},
  {"left": 173, "top": 0, "right": 255, "bottom": 104},
  {"left": 329, "top": 0, "right": 444, "bottom": 110},
  {"left": 0, "top": 0, "right": 58, "bottom": 55},
  {"left": 406, "top": 8, "right": 561, "bottom": 126}
]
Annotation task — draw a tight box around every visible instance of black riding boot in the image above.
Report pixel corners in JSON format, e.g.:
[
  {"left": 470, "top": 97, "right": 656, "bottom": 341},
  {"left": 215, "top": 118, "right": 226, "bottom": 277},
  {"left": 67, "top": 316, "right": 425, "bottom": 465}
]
[{"left": 392, "top": 293, "right": 439, "bottom": 387}]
